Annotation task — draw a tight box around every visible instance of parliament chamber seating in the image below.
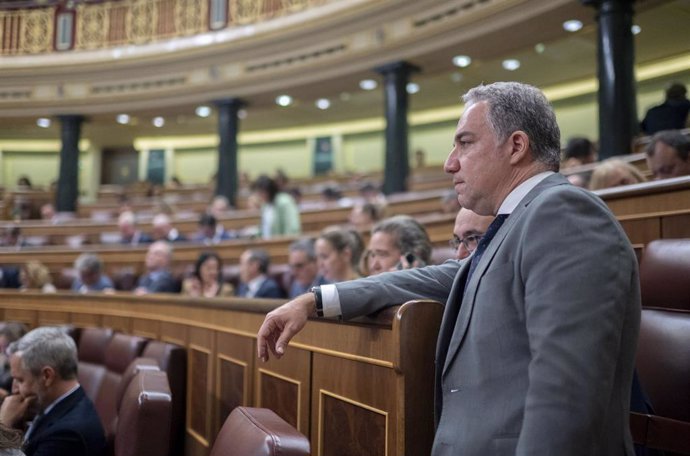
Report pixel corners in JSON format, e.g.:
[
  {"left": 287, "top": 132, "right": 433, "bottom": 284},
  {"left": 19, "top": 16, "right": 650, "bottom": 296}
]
[
  {"left": 631, "top": 239, "right": 690, "bottom": 455},
  {"left": 210, "top": 407, "right": 310, "bottom": 456},
  {"left": 74, "top": 327, "right": 187, "bottom": 456},
  {"left": 114, "top": 369, "right": 172, "bottom": 456}
]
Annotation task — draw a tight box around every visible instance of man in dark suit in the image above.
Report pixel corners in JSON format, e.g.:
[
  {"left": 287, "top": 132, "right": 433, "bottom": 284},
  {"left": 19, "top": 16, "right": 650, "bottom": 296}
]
[
  {"left": 237, "top": 249, "right": 284, "bottom": 299},
  {"left": 0, "top": 327, "right": 106, "bottom": 456},
  {"left": 257, "top": 82, "right": 640, "bottom": 456},
  {"left": 135, "top": 241, "right": 180, "bottom": 294}
]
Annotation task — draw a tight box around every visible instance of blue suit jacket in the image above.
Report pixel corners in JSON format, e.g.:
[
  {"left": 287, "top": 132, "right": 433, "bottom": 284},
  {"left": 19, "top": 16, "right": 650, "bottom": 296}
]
[
  {"left": 237, "top": 277, "right": 285, "bottom": 299},
  {"left": 23, "top": 386, "right": 106, "bottom": 456}
]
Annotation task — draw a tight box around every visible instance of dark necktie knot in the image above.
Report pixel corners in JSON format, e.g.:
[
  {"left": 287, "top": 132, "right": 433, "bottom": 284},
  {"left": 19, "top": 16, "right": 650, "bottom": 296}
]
[
  {"left": 465, "top": 214, "right": 509, "bottom": 289},
  {"left": 474, "top": 213, "right": 509, "bottom": 258}
]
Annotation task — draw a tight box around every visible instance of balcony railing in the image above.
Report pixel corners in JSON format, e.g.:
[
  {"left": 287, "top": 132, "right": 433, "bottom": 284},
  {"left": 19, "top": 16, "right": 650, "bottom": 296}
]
[{"left": 0, "top": 0, "right": 330, "bottom": 56}]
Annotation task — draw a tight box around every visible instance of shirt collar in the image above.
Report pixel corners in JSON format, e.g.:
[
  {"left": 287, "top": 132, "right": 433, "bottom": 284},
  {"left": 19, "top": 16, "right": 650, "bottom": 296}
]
[
  {"left": 246, "top": 275, "right": 267, "bottom": 297},
  {"left": 43, "top": 384, "right": 80, "bottom": 416},
  {"left": 497, "top": 171, "right": 554, "bottom": 215}
]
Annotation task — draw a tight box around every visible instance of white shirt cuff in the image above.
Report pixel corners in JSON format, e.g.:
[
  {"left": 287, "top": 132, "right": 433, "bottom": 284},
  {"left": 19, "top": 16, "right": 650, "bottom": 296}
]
[{"left": 320, "top": 284, "right": 342, "bottom": 318}]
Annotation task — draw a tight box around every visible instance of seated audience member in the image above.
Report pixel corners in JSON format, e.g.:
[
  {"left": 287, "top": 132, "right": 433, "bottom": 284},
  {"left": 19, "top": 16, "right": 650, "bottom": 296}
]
[
  {"left": 251, "top": 175, "right": 301, "bottom": 238},
  {"left": 1, "top": 227, "right": 25, "bottom": 249},
  {"left": 209, "top": 195, "right": 232, "bottom": 217},
  {"left": 640, "top": 82, "right": 690, "bottom": 135},
  {"left": 358, "top": 182, "right": 387, "bottom": 207},
  {"left": 315, "top": 226, "right": 364, "bottom": 283},
  {"left": 0, "top": 423, "right": 23, "bottom": 455},
  {"left": 645, "top": 129, "right": 690, "bottom": 180},
  {"left": 589, "top": 159, "right": 647, "bottom": 190},
  {"left": 348, "top": 202, "right": 383, "bottom": 232},
  {"left": 0, "top": 268, "right": 20, "bottom": 289},
  {"left": 0, "top": 323, "right": 28, "bottom": 394},
  {"left": 274, "top": 168, "right": 290, "bottom": 192},
  {"left": 365, "top": 215, "right": 432, "bottom": 276},
  {"left": 71, "top": 253, "right": 114, "bottom": 294},
  {"left": 566, "top": 173, "right": 588, "bottom": 188},
  {"left": 39, "top": 204, "right": 57, "bottom": 223},
  {"left": 19, "top": 262, "right": 56, "bottom": 293},
  {"left": 0, "top": 327, "right": 106, "bottom": 456},
  {"left": 182, "top": 252, "right": 233, "bottom": 298},
  {"left": 118, "top": 211, "right": 152, "bottom": 246},
  {"left": 151, "top": 214, "right": 187, "bottom": 243},
  {"left": 135, "top": 241, "right": 179, "bottom": 294},
  {"left": 288, "top": 239, "right": 327, "bottom": 298},
  {"left": 440, "top": 189, "right": 461, "bottom": 214},
  {"left": 15, "top": 176, "right": 32, "bottom": 189},
  {"left": 450, "top": 208, "right": 494, "bottom": 260},
  {"left": 237, "top": 249, "right": 284, "bottom": 299},
  {"left": 192, "top": 214, "right": 234, "bottom": 245},
  {"left": 561, "top": 137, "right": 597, "bottom": 168}
]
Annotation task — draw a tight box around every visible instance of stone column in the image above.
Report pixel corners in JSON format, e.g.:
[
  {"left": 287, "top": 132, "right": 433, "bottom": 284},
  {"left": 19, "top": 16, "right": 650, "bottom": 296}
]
[
  {"left": 376, "top": 61, "right": 419, "bottom": 194},
  {"left": 583, "top": 0, "right": 638, "bottom": 159},
  {"left": 56, "top": 115, "right": 84, "bottom": 212},
  {"left": 214, "top": 98, "right": 244, "bottom": 207}
]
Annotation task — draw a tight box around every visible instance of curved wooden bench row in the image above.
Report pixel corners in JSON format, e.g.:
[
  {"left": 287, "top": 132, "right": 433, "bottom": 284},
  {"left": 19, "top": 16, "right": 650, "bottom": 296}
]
[
  {"left": 1, "top": 189, "right": 447, "bottom": 245},
  {"left": 0, "top": 291, "right": 443, "bottom": 456}
]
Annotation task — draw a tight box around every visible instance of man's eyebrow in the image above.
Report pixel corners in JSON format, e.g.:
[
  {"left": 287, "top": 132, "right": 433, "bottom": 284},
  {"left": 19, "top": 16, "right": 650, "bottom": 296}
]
[{"left": 454, "top": 131, "right": 474, "bottom": 142}]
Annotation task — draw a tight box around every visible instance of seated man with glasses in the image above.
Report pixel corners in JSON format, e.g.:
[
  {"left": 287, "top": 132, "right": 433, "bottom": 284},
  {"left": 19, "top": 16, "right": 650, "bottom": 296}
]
[{"left": 450, "top": 208, "right": 495, "bottom": 260}]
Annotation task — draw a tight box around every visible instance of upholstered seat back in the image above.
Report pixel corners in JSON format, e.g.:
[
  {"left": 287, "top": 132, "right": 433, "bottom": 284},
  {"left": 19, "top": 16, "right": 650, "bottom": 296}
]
[
  {"left": 114, "top": 370, "right": 172, "bottom": 456},
  {"left": 636, "top": 309, "right": 690, "bottom": 422},
  {"left": 94, "top": 334, "right": 148, "bottom": 441},
  {"left": 210, "top": 407, "right": 310, "bottom": 456},
  {"left": 639, "top": 239, "right": 690, "bottom": 311},
  {"left": 141, "top": 341, "right": 187, "bottom": 456},
  {"left": 77, "top": 327, "right": 114, "bottom": 400}
]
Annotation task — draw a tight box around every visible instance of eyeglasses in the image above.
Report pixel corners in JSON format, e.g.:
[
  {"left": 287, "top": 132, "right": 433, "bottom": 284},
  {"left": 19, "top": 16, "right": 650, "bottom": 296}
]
[{"left": 449, "top": 233, "right": 483, "bottom": 252}]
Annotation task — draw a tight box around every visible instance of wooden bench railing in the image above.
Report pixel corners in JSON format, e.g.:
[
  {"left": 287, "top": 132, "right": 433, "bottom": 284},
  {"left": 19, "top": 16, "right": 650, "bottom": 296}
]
[
  {"left": 0, "top": 292, "right": 442, "bottom": 456},
  {"left": 2, "top": 177, "right": 690, "bottom": 281},
  {"left": 1, "top": 189, "right": 447, "bottom": 245}
]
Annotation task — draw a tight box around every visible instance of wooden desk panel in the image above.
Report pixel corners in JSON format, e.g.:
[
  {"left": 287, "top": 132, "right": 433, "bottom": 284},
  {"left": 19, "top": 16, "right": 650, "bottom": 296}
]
[{"left": 0, "top": 292, "right": 442, "bottom": 456}]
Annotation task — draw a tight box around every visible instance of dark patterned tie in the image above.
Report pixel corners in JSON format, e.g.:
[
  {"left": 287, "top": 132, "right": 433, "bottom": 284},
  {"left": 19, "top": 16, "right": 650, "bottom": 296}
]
[{"left": 464, "top": 213, "right": 509, "bottom": 289}]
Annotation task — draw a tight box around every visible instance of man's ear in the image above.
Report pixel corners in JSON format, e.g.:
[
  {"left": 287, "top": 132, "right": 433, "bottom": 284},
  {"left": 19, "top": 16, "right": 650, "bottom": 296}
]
[
  {"left": 507, "top": 131, "right": 530, "bottom": 165},
  {"left": 41, "top": 366, "right": 57, "bottom": 387}
]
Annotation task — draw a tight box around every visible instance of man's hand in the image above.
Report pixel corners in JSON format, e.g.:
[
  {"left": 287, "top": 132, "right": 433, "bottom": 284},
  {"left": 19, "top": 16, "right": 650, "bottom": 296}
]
[
  {"left": 0, "top": 393, "right": 36, "bottom": 429},
  {"left": 257, "top": 293, "right": 316, "bottom": 362}
]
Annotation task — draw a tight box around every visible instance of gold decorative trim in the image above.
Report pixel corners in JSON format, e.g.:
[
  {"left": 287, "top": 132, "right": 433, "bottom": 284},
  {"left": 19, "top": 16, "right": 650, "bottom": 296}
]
[
  {"left": 186, "top": 343, "right": 213, "bottom": 447},
  {"left": 256, "top": 368, "right": 302, "bottom": 432},
  {"left": 215, "top": 354, "right": 250, "bottom": 410},
  {"left": 317, "top": 389, "right": 389, "bottom": 456}
]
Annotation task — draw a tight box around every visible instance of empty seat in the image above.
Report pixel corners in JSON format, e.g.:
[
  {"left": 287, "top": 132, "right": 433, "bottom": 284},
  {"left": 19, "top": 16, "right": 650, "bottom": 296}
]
[
  {"left": 94, "top": 333, "right": 148, "bottom": 442},
  {"left": 210, "top": 407, "right": 310, "bottom": 456},
  {"left": 77, "top": 327, "right": 114, "bottom": 400},
  {"left": 631, "top": 239, "right": 690, "bottom": 455},
  {"left": 114, "top": 370, "right": 172, "bottom": 456},
  {"left": 141, "top": 341, "right": 187, "bottom": 456}
]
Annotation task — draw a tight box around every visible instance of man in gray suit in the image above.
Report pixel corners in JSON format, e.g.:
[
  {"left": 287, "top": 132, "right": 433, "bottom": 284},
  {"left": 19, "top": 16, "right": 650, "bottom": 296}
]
[{"left": 257, "top": 82, "right": 640, "bottom": 456}]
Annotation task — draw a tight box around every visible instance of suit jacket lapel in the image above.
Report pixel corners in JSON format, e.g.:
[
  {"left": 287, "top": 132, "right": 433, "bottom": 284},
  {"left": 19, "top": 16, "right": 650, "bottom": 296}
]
[
  {"left": 435, "top": 259, "right": 472, "bottom": 364},
  {"left": 25, "top": 387, "right": 84, "bottom": 448},
  {"left": 441, "top": 173, "right": 568, "bottom": 377}
]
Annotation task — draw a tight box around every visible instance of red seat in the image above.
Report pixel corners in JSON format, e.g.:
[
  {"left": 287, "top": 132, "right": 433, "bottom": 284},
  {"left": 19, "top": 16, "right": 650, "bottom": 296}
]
[
  {"left": 210, "top": 407, "right": 310, "bottom": 456},
  {"left": 632, "top": 239, "right": 690, "bottom": 455},
  {"left": 114, "top": 370, "right": 172, "bottom": 456}
]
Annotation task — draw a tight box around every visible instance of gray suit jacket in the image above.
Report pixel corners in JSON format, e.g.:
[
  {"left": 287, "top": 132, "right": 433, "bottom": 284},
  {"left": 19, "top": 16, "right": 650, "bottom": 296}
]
[{"left": 335, "top": 174, "right": 640, "bottom": 456}]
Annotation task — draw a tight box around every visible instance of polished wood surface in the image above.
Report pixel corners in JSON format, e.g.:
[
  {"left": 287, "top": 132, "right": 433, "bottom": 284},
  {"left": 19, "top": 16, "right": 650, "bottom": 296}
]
[{"left": 0, "top": 292, "right": 442, "bottom": 456}]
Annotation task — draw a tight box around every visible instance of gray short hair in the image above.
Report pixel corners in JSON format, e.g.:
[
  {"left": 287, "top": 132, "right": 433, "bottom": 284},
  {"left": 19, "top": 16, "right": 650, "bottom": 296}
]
[
  {"left": 646, "top": 130, "right": 690, "bottom": 160},
  {"left": 8, "top": 327, "right": 78, "bottom": 380},
  {"left": 289, "top": 238, "right": 316, "bottom": 261},
  {"left": 463, "top": 82, "right": 561, "bottom": 170},
  {"left": 246, "top": 249, "right": 271, "bottom": 274},
  {"left": 372, "top": 215, "right": 432, "bottom": 265},
  {"left": 74, "top": 253, "right": 103, "bottom": 274}
]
